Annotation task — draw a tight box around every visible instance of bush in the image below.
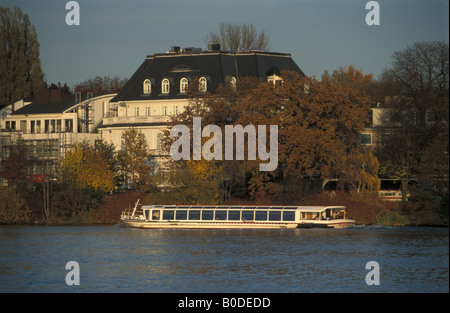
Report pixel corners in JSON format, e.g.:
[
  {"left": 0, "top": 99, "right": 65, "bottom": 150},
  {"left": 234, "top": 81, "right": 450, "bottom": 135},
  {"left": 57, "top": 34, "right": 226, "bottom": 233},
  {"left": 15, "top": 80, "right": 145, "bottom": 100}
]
[
  {"left": 297, "top": 191, "right": 391, "bottom": 225},
  {"left": 0, "top": 187, "right": 33, "bottom": 224}
]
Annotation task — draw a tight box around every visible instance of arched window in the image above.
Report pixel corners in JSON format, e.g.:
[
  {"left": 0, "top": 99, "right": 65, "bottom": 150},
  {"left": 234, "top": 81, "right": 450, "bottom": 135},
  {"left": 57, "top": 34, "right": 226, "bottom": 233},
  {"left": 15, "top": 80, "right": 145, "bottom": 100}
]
[
  {"left": 180, "top": 77, "right": 188, "bottom": 93},
  {"left": 143, "top": 79, "right": 151, "bottom": 94},
  {"left": 268, "top": 74, "right": 283, "bottom": 86},
  {"left": 162, "top": 78, "right": 170, "bottom": 94},
  {"left": 199, "top": 77, "right": 207, "bottom": 92},
  {"left": 230, "top": 77, "right": 236, "bottom": 90}
]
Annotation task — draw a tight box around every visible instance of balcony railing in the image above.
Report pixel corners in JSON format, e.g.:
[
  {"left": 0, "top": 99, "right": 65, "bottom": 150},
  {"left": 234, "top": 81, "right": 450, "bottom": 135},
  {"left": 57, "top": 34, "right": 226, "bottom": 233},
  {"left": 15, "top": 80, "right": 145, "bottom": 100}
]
[{"left": 102, "top": 115, "right": 170, "bottom": 125}]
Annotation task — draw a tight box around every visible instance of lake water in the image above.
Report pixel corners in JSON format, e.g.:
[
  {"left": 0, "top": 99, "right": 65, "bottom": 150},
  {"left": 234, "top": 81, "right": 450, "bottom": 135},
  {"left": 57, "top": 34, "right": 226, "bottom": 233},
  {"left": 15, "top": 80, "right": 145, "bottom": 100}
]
[{"left": 0, "top": 225, "right": 448, "bottom": 293}]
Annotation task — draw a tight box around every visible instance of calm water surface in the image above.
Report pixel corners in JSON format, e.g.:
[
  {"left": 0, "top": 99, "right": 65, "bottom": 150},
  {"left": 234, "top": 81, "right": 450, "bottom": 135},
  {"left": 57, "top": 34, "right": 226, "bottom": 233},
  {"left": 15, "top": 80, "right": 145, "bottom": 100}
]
[{"left": 0, "top": 225, "right": 448, "bottom": 292}]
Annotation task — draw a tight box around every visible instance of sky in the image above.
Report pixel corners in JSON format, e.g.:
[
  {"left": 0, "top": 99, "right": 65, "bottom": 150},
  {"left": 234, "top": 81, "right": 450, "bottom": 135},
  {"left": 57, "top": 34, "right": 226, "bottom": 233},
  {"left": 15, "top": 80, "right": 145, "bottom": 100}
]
[{"left": 1, "top": 0, "right": 449, "bottom": 89}]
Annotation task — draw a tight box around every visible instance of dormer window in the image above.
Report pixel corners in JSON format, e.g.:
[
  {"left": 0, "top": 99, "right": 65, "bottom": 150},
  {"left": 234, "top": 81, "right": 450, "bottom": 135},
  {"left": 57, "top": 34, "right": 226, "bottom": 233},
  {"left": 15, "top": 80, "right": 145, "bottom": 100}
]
[
  {"left": 199, "top": 77, "right": 207, "bottom": 92},
  {"left": 162, "top": 78, "right": 170, "bottom": 94},
  {"left": 180, "top": 77, "right": 188, "bottom": 94},
  {"left": 143, "top": 79, "right": 151, "bottom": 94},
  {"left": 304, "top": 83, "right": 310, "bottom": 94},
  {"left": 268, "top": 74, "right": 283, "bottom": 86},
  {"left": 230, "top": 77, "right": 237, "bottom": 90}
]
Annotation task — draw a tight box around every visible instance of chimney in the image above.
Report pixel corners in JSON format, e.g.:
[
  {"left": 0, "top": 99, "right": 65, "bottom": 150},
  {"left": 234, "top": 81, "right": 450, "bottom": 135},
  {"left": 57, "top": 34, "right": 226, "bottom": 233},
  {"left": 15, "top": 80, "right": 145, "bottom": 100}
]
[
  {"left": 34, "top": 86, "right": 74, "bottom": 105},
  {"left": 34, "top": 88, "right": 51, "bottom": 104},
  {"left": 208, "top": 43, "right": 221, "bottom": 51}
]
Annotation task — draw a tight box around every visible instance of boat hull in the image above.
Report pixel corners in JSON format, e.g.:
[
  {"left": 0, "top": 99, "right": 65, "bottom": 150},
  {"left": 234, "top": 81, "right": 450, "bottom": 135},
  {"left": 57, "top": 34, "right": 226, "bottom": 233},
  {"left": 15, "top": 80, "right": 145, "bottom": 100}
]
[
  {"left": 121, "top": 220, "right": 299, "bottom": 229},
  {"left": 296, "top": 219, "right": 355, "bottom": 229}
]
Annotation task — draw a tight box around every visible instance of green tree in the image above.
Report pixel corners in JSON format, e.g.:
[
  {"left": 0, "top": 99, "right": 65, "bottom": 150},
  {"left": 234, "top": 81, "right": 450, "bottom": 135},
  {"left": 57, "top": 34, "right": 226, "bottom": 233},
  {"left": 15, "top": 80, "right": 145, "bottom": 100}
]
[{"left": 0, "top": 6, "right": 46, "bottom": 105}]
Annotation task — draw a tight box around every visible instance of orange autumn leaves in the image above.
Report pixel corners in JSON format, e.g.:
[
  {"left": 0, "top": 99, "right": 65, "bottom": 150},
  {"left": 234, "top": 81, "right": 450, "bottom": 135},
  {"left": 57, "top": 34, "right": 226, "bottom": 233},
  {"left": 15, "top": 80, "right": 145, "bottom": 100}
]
[{"left": 173, "top": 66, "right": 380, "bottom": 197}]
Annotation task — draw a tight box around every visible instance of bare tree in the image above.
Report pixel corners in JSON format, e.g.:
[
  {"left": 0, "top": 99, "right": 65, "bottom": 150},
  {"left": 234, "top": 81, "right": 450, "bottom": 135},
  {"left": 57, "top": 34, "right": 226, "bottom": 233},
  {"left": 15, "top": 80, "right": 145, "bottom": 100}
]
[{"left": 205, "top": 22, "right": 271, "bottom": 51}]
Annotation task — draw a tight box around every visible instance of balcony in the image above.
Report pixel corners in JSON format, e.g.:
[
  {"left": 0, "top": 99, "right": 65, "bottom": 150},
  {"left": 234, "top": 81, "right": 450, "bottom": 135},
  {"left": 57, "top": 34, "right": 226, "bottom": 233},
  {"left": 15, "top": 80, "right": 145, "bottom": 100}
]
[{"left": 102, "top": 115, "right": 170, "bottom": 126}]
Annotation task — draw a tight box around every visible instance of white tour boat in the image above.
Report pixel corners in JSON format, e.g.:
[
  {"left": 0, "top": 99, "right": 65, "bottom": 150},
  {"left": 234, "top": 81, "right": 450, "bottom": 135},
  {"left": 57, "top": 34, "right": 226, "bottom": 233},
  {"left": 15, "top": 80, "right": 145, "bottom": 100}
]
[{"left": 120, "top": 201, "right": 355, "bottom": 229}]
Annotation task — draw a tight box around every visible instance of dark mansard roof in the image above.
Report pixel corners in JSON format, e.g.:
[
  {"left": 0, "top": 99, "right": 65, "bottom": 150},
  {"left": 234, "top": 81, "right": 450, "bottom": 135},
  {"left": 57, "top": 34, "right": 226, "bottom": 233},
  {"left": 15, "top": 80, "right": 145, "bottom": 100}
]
[{"left": 111, "top": 48, "right": 305, "bottom": 103}]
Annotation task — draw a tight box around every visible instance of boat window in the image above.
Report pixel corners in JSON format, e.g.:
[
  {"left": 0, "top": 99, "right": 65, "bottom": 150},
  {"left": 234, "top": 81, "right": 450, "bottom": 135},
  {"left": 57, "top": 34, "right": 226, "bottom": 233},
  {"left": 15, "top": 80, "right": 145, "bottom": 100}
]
[
  {"left": 269, "top": 211, "right": 281, "bottom": 221},
  {"left": 301, "top": 212, "right": 318, "bottom": 220},
  {"left": 152, "top": 210, "right": 160, "bottom": 220},
  {"left": 282, "top": 211, "right": 295, "bottom": 221},
  {"left": 215, "top": 210, "right": 227, "bottom": 220},
  {"left": 202, "top": 210, "right": 214, "bottom": 220},
  {"left": 144, "top": 210, "right": 150, "bottom": 220},
  {"left": 189, "top": 210, "right": 201, "bottom": 220},
  {"left": 255, "top": 211, "right": 268, "bottom": 221},
  {"left": 228, "top": 210, "right": 241, "bottom": 220},
  {"left": 175, "top": 210, "right": 187, "bottom": 220},
  {"left": 163, "top": 210, "right": 174, "bottom": 220},
  {"left": 242, "top": 210, "right": 254, "bottom": 221}
]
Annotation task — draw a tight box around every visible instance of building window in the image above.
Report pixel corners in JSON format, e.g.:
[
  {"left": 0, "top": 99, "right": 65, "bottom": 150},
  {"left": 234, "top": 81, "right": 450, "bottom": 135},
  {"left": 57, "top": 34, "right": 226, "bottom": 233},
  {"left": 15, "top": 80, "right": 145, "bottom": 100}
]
[
  {"left": 145, "top": 106, "right": 151, "bottom": 116},
  {"left": 157, "top": 133, "right": 164, "bottom": 150},
  {"left": 143, "top": 79, "right": 151, "bottom": 94},
  {"left": 162, "top": 106, "right": 167, "bottom": 116},
  {"left": 304, "top": 83, "right": 310, "bottom": 94},
  {"left": 57, "top": 120, "right": 62, "bottom": 132},
  {"left": 360, "top": 133, "right": 372, "bottom": 145},
  {"left": 64, "top": 119, "right": 73, "bottom": 132},
  {"left": 121, "top": 134, "right": 126, "bottom": 150},
  {"left": 268, "top": 74, "right": 283, "bottom": 86},
  {"left": 134, "top": 107, "right": 140, "bottom": 116},
  {"left": 162, "top": 78, "right": 170, "bottom": 94},
  {"left": 199, "top": 77, "right": 207, "bottom": 92},
  {"left": 180, "top": 77, "right": 188, "bottom": 93},
  {"left": 173, "top": 105, "right": 178, "bottom": 116},
  {"left": 20, "top": 120, "right": 27, "bottom": 133}
]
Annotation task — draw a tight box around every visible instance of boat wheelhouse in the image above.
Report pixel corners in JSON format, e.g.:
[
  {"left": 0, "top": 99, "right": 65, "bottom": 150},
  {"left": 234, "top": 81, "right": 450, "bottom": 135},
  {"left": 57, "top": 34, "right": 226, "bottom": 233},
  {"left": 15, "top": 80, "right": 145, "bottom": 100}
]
[{"left": 120, "top": 202, "right": 355, "bottom": 229}]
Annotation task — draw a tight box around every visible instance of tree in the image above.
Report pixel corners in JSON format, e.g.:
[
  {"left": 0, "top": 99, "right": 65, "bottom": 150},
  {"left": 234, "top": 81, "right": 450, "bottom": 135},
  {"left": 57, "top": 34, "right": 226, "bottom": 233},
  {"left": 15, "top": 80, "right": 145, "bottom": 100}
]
[
  {"left": 166, "top": 69, "right": 374, "bottom": 200},
  {"left": 0, "top": 6, "right": 46, "bottom": 105},
  {"left": 205, "top": 22, "right": 270, "bottom": 51},
  {"left": 119, "top": 128, "right": 153, "bottom": 190},
  {"left": 61, "top": 142, "right": 115, "bottom": 193},
  {"left": 73, "top": 75, "right": 128, "bottom": 94},
  {"left": 375, "top": 41, "right": 449, "bottom": 202}
]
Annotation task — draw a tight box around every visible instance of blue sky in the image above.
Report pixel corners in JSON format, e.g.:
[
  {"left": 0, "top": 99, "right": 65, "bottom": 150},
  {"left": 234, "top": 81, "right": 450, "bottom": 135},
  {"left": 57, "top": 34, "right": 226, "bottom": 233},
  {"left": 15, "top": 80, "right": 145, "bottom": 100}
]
[{"left": 2, "top": 0, "right": 448, "bottom": 89}]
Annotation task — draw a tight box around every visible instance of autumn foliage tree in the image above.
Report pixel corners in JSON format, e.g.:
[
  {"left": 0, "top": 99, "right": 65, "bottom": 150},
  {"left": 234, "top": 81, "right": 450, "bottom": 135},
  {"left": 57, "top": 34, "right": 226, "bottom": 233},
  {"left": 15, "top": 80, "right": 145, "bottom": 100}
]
[
  {"left": 61, "top": 142, "right": 115, "bottom": 192},
  {"left": 164, "top": 67, "right": 377, "bottom": 202},
  {"left": 119, "top": 128, "right": 153, "bottom": 190}
]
